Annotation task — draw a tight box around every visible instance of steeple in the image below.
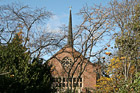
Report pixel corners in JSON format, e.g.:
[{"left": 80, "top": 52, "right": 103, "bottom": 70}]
[{"left": 67, "top": 7, "right": 73, "bottom": 47}]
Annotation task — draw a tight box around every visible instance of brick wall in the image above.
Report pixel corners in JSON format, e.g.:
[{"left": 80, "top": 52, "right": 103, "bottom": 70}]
[{"left": 48, "top": 45, "right": 98, "bottom": 92}]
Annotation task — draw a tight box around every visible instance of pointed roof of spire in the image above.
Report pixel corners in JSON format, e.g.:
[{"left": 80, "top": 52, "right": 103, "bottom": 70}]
[{"left": 67, "top": 7, "right": 73, "bottom": 47}]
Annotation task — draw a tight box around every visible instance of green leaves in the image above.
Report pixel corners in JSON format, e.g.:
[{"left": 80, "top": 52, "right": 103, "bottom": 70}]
[{"left": 0, "top": 34, "right": 53, "bottom": 92}]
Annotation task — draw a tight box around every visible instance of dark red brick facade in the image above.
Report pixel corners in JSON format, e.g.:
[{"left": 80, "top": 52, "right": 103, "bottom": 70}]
[{"left": 48, "top": 45, "right": 98, "bottom": 92}]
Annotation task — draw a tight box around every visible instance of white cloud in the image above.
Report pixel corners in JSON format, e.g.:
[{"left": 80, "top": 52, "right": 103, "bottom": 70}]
[{"left": 46, "top": 14, "right": 67, "bottom": 34}]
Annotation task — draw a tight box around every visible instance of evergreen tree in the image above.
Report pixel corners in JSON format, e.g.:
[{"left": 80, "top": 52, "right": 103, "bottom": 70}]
[{"left": 0, "top": 33, "right": 54, "bottom": 92}]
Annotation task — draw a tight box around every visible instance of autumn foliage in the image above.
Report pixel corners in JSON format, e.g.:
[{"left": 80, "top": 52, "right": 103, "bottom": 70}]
[{"left": 96, "top": 0, "right": 140, "bottom": 92}]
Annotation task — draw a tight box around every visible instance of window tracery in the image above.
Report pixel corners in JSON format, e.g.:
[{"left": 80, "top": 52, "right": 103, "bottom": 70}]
[{"left": 61, "top": 56, "right": 73, "bottom": 67}]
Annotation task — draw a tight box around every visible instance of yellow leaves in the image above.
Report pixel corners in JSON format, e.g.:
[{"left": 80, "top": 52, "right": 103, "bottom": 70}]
[
  {"left": 110, "top": 57, "right": 120, "bottom": 65},
  {"left": 109, "top": 56, "right": 136, "bottom": 75},
  {"left": 18, "top": 24, "right": 23, "bottom": 28},
  {"left": 110, "top": 57, "right": 115, "bottom": 61},
  {"left": 17, "top": 31, "right": 23, "bottom": 36},
  {"left": 105, "top": 77, "right": 112, "bottom": 81},
  {"left": 105, "top": 52, "right": 112, "bottom": 56},
  {"left": 17, "top": 24, "right": 23, "bottom": 32},
  {"left": 13, "top": 31, "right": 23, "bottom": 44},
  {"left": 130, "top": 65, "right": 135, "bottom": 73},
  {"left": 107, "top": 57, "right": 122, "bottom": 75},
  {"left": 10, "top": 74, "right": 14, "bottom": 77},
  {"left": 17, "top": 31, "right": 23, "bottom": 40},
  {"left": 120, "top": 57, "right": 126, "bottom": 60},
  {"left": 102, "top": 57, "right": 105, "bottom": 59},
  {"left": 17, "top": 24, "right": 23, "bottom": 36},
  {"left": 96, "top": 76, "right": 113, "bottom": 92},
  {"left": 98, "top": 55, "right": 137, "bottom": 92},
  {"left": 108, "top": 56, "right": 135, "bottom": 77}
]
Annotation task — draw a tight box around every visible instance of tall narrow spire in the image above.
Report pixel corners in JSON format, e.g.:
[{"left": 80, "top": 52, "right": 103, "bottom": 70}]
[{"left": 68, "top": 7, "right": 73, "bottom": 47}]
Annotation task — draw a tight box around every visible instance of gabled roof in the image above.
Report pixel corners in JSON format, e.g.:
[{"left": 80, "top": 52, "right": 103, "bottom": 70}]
[{"left": 47, "top": 45, "right": 96, "bottom": 66}]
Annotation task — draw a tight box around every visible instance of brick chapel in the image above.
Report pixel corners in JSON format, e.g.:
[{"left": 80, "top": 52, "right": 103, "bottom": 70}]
[{"left": 48, "top": 9, "right": 100, "bottom": 92}]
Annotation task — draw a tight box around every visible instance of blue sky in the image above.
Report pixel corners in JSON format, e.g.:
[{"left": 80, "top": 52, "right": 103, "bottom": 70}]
[
  {"left": 0, "top": 0, "right": 112, "bottom": 28},
  {"left": 0, "top": 0, "right": 115, "bottom": 60},
  {"left": 0, "top": 0, "right": 111, "bottom": 14}
]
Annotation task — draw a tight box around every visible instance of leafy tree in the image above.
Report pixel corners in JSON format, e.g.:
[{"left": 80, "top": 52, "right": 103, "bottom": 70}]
[
  {"left": 0, "top": 31, "right": 54, "bottom": 92},
  {"left": 24, "top": 58, "right": 53, "bottom": 92},
  {"left": 114, "top": 1, "right": 140, "bottom": 81},
  {"left": 96, "top": 57, "right": 123, "bottom": 92},
  {"left": 96, "top": 0, "right": 140, "bottom": 92},
  {"left": 116, "top": 4, "right": 140, "bottom": 92},
  {"left": 0, "top": 32, "right": 30, "bottom": 92}
]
